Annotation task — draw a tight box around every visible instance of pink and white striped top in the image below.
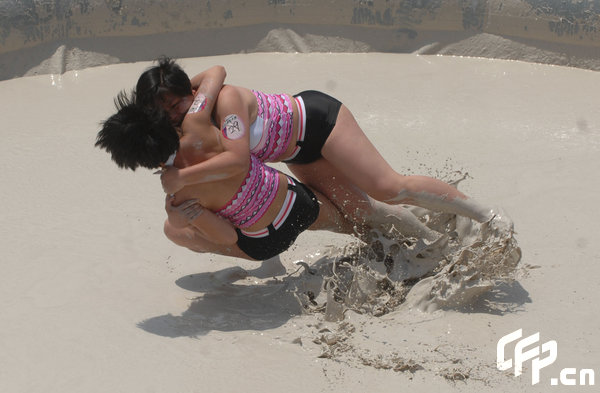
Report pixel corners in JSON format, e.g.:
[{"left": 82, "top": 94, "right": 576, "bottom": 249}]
[
  {"left": 249, "top": 90, "right": 294, "bottom": 162},
  {"left": 216, "top": 155, "right": 280, "bottom": 229}
]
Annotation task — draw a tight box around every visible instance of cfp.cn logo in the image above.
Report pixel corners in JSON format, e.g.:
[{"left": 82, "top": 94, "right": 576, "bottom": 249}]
[{"left": 497, "top": 329, "right": 595, "bottom": 386}]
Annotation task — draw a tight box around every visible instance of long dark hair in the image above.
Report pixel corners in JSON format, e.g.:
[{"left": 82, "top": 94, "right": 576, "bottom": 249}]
[{"left": 135, "top": 56, "right": 193, "bottom": 108}]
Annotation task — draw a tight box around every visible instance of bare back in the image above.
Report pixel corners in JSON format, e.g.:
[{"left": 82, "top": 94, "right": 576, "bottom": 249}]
[{"left": 171, "top": 125, "right": 246, "bottom": 211}]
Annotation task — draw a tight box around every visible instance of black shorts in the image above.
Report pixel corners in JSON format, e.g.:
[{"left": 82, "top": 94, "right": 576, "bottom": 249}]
[
  {"left": 284, "top": 90, "right": 342, "bottom": 164},
  {"left": 235, "top": 177, "right": 320, "bottom": 260}
]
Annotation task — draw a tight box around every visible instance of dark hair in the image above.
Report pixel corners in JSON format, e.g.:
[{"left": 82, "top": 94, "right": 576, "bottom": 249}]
[
  {"left": 135, "top": 56, "right": 192, "bottom": 108},
  {"left": 95, "top": 90, "right": 180, "bottom": 170}
]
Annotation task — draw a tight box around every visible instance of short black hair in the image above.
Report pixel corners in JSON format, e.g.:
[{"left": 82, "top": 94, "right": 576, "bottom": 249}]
[
  {"left": 95, "top": 90, "right": 180, "bottom": 170},
  {"left": 135, "top": 56, "right": 193, "bottom": 108}
]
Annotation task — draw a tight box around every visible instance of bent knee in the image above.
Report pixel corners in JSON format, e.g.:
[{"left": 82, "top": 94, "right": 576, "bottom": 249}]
[
  {"left": 367, "top": 174, "right": 408, "bottom": 202},
  {"left": 163, "top": 220, "right": 196, "bottom": 249},
  {"left": 163, "top": 220, "right": 184, "bottom": 245}
]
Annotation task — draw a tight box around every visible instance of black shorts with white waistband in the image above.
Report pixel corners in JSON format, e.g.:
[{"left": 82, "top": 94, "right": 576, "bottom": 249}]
[
  {"left": 284, "top": 90, "right": 342, "bottom": 164},
  {"left": 235, "top": 177, "right": 320, "bottom": 260}
]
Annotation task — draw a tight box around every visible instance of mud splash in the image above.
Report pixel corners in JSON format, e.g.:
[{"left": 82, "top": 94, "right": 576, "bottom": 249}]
[{"left": 293, "top": 206, "right": 522, "bottom": 319}]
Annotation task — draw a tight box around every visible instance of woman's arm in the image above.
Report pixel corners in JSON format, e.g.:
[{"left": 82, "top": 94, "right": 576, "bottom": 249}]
[
  {"left": 161, "top": 85, "right": 251, "bottom": 194},
  {"left": 189, "top": 65, "right": 226, "bottom": 115},
  {"left": 165, "top": 196, "right": 238, "bottom": 245}
]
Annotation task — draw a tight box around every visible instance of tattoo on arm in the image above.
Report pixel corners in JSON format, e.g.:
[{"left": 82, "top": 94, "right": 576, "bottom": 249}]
[
  {"left": 221, "top": 114, "right": 245, "bottom": 140},
  {"left": 188, "top": 93, "right": 207, "bottom": 114},
  {"left": 179, "top": 200, "right": 205, "bottom": 221},
  {"left": 187, "top": 205, "right": 205, "bottom": 221}
]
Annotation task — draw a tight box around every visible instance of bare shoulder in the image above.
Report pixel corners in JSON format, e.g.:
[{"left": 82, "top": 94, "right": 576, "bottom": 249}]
[{"left": 178, "top": 122, "right": 223, "bottom": 165}]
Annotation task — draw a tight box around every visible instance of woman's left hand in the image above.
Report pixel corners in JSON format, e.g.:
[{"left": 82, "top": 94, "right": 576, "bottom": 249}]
[{"left": 161, "top": 166, "right": 185, "bottom": 195}]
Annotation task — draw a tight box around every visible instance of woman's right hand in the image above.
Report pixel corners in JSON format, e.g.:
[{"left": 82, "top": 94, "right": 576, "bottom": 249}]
[
  {"left": 164, "top": 195, "right": 238, "bottom": 245},
  {"left": 165, "top": 195, "right": 204, "bottom": 228}
]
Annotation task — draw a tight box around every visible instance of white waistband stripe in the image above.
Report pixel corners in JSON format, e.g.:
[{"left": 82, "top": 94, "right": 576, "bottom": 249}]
[
  {"left": 240, "top": 178, "right": 297, "bottom": 237},
  {"left": 287, "top": 96, "right": 306, "bottom": 161},
  {"left": 240, "top": 227, "right": 269, "bottom": 238}
]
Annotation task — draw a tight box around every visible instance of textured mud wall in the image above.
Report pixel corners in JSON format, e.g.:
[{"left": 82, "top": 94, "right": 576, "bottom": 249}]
[{"left": 1, "top": 0, "right": 600, "bottom": 80}]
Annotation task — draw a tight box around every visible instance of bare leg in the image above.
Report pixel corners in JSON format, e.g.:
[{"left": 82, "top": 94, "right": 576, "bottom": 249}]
[
  {"left": 307, "top": 187, "right": 358, "bottom": 235},
  {"left": 288, "top": 159, "right": 441, "bottom": 241},
  {"left": 163, "top": 220, "right": 253, "bottom": 260},
  {"left": 320, "top": 105, "right": 495, "bottom": 223},
  {"left": 365, "top": 200, "right": 442, "bottom": 242},
  {"left": 287, "top": 160, "right": 371, "bottom": 223}
]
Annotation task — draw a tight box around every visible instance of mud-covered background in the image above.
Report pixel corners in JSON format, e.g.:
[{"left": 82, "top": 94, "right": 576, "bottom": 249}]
[{"left": 2, "top": 0, "right": 600, "bottom": 79}]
